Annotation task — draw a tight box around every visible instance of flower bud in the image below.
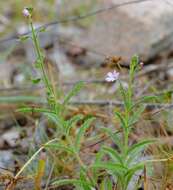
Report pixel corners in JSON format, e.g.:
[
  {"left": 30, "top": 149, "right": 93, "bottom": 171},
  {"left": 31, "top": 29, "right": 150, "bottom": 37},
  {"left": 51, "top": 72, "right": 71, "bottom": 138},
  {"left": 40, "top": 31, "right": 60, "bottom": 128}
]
[{"left": 22, "top": 8, "right": 30, "bottom": 18}]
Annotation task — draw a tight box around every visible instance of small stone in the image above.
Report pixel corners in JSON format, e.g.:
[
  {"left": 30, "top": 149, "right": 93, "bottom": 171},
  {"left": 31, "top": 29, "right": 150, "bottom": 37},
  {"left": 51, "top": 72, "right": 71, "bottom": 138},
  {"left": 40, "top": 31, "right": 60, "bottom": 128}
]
[
  {"left": 167, "top": 67, "right": 173, "bottom": 80},
  {"left": 2, "top": 129, "right": 19, "bottom": 148},
  {"left": 0, "top": 151, "right": 13, "bottom": 171}
]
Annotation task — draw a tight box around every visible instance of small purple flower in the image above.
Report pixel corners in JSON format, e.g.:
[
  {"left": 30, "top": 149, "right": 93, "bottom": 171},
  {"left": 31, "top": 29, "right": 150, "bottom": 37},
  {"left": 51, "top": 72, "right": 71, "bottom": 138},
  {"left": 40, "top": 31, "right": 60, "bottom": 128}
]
[
  {"left": 22, "top": 8, "right": 30, "bottom": 17},
  {"left": 105, "top": 70, "right": 119, "bottom": 82}
]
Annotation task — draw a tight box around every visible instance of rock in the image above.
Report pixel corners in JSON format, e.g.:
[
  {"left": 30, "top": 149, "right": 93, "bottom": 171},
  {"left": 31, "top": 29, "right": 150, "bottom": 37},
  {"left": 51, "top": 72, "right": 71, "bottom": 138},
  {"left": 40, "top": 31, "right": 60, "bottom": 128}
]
[
  {"left": 0, "top": 62, "right": 14, "bottom": 87},
  {"left": 49, "top": 43, "right": 75, "bottom": 77},
  {"left": 2, "top": 129, "right": 19, "bottom": 148},
  {"left": 166, "top": 67, "right": 173, "bottom": 80},
  {"left": 73, "top": 0, "right": 173, "bottom": 62},
  {"left": 0, "top": 150, "right": 13, "bottom": 171}
]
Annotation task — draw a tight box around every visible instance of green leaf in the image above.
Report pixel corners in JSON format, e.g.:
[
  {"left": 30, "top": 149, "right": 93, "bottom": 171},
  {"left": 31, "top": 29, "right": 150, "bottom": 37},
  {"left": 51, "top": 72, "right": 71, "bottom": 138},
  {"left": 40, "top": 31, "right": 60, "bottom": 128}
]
[
  {"left": 43, "top": 112, "right": 64, "bottom": 130},
  {"left": 53, "top": 178, "right": 93, "bottom": 189},
  {"left": 102, "top": 146, "right": 124, "bottom": 165},
  {"left": 18, "top": 107, "right": 64, "bottom": 133},
  {"left": 129, "top": 105, "right": 145, "bottom": 126},
  {"left": 0, "top": 96, "right": 45, "bottom": 104},
  {"left": 35, "top": 59, "right": 42, "bottom": 69},
  {"left": 32, "top": 78, "right": 41, "bottom": 84},
  {"left": 92, "top": 150, "right": 105, "bottom": 180},
  {"left": 63, "top": 81, "right": 84, "bottom": 105},
  {"left": 127, "top": 139, "right": 155, "bottom": 164},
  {"left": 138, "top": 95, "right": 159, "bottom": 103},
  {"left": 79, "top": 170, "right": 94, "bottom": 190},
  {"left": 124, "top": 163, "right": 144, "bottom": 188},
  {"left": 92, "top": 162, "right": 127, "bottom": 173},
  {"left": 130, "top": 55, "right": 139, "bottom": 80},
  {"left": 101, "top": 127, "right": 122, "bottom": 151},
  {"left": 45, "top": 143, "right": 74, "bottom": 154},
  {"left": 127, "top": 139, "right": 155, "bottom": 156},
  {"left": 26, "top": 6, "right": 33, "bottom": 15},
  {"left": 52, "top": 179, "right": 80, "bottom": 186},
  {"left": 100, "top": 177, "right": 113, "bottom": 190},
  {"left": 65, "top": 114, "right": 83, "bottom": 135},
  {"left": 115, "top": 111, "right": 127, "bottom": 131},
  {"left": 20, "top": 35, "right": 30, "bottom": 42},
  {"left": 17, "top": 107, "right": 52, "bottom": 113},
  {"left": 119, "top": 81, "right": 128, "bottom": 107},
  {"left": 75, "top": 117, "right": 95, "bottom": 152},
  {"left": 39, "top": 26, "right": 46, "bottom": 33}
]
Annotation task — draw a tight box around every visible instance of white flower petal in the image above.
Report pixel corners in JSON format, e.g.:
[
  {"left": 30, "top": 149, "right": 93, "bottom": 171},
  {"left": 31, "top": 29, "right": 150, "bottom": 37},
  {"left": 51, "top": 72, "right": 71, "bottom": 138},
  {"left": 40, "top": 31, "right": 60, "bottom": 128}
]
[
  {"left": 107, "top": 72, "right": 113, "bottom": 77},
  {"left": 105, "top": 77, "right": 112, "bottom": 82},
  {"left": 105, "top": 70, "right": 119, "bottom": 82}
]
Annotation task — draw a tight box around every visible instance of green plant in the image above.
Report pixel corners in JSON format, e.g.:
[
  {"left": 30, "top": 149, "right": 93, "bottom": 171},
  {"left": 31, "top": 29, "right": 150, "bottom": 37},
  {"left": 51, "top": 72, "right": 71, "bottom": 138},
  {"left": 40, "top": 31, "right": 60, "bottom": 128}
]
[
  {"left": 14, "top": 7, "right": 158, "bottom": 190},
  {"left": 15, "top": 7, "right": 98, "bottom": 189},
  {"left": 91, "top": 56, "right": 156, "bottom": 190}
]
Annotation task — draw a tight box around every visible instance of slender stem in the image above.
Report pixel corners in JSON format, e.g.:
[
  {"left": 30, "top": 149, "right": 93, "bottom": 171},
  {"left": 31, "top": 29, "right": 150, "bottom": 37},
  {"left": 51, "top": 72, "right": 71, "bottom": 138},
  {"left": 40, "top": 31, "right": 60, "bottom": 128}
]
[
  {"left": 15, "top": 138, "right": 58, "bottom": 179},
  {"left": 29, "top": 19, "right": 55, "bottom": 103}
]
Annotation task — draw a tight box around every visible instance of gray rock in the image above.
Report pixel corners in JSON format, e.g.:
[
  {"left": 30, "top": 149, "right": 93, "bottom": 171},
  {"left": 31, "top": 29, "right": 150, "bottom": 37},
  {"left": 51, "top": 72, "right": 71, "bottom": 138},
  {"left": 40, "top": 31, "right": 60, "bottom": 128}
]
[
  {"left": 0, "top": 62, "right": 14, "bottom": 87},
  {"left": 49, "top": 43, "right": 75, "bottom": 77},
  {"left": 166, "top": 66, "right": 173, "bottom": 80},
  {"left": 74, "top": 0, "right": 173, "bottom": 62},
  {"left": 0, "top": 150, "right": 13, "bottom": 171},
  {"left": 2, "top": 129, "right": 19, "bottom": 148}
]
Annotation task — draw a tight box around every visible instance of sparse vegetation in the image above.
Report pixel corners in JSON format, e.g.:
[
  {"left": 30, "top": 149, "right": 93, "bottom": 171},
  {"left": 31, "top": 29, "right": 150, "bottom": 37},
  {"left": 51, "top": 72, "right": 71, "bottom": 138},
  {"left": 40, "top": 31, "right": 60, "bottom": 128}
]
[{"left": 1, "top": 1, "right": 173, "bottom": 190}]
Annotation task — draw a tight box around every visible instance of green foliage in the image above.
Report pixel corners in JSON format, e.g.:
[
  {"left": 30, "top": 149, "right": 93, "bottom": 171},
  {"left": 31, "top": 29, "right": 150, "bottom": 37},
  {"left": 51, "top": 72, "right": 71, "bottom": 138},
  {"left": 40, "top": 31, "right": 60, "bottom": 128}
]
[
  {"left": 91, "top": 55, "right": 155, "bottom": 190},
  {"left": 19, "top": 35, "right": 30, "bottom": 42},
  {"left": 100, "top": 177, "right": 113, "bottom": 190},
  {"left": 75, "top": 117, "right": 95, "bottom": 152},
  {"left": 63, "top": 81, "right": 84, "bottom": 106},
  {"left": 32, "top": 78, "right": 41, "bottom": 84},
  {"left": 14, "top": 8, "right": 157, "bottom": 190}
]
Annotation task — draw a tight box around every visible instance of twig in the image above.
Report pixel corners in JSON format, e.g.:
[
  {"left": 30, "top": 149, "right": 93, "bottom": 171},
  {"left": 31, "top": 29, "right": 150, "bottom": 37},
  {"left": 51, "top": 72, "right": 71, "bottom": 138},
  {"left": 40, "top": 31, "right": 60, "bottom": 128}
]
[
  {"left": 44, "top": 163, "right": 55, "bottom": 190},
  {"left": 0, "top": 166, "right": 14, "bottom": 173},
  {"left": 69, "top": 100, "right": 173, "bottom": 109}
]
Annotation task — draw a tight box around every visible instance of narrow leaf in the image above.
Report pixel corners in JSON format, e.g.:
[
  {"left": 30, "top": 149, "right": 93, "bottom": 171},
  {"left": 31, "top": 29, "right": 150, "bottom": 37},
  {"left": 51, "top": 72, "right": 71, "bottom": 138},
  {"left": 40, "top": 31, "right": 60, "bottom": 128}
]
[
  {"left": 75, "top": 117, "right": 95, "bottom": 152},
  {"left": 92, "top": 162, "right": 127, "bottom": 173},
  {"left": 65, "top": 114, "right": 83, "bottom": 135},
  {"left": 63, "top": 81, "right": 84, "bottom": 105},
  {"left": 127, "top": 140, "right": 155, "bottom": 164},
  {"left": 115, "top": 111, "right": 127, "bottom": 130},
  {"left": 102, "top": 146, "right": 124, "bottom": 165},
  {"left": 45, "top": 143, "right": 74, "bottom": 154},
  {"left": 127, "top": 140, "right": 155, "bottom": 156},
  {"left": 101, "top": 127, "right": 122, "bottom": 151},
  {"left": 124, "top": 163, "right": 144, "bottom": 188},
  {"left": 32, "top": 78, "right": 41, "bottom": 84},
  {"left": 138, "top": 95, "right": 159, "bottom": 103}
]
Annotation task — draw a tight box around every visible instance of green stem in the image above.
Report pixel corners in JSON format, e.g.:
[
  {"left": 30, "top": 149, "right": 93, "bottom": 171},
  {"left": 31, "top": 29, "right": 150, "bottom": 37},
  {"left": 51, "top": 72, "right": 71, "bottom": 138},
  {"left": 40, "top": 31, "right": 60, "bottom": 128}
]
[
  {"left": 29, "top": 19, "right": 55, "bottom": 104},
  {"left": 14, "top": 138, "right": 58, "bottom": 179}
]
